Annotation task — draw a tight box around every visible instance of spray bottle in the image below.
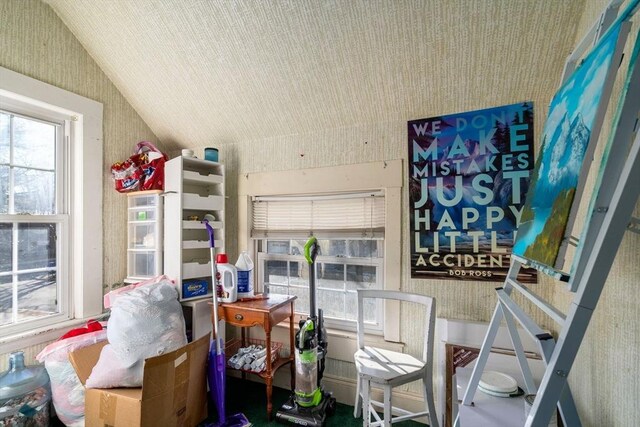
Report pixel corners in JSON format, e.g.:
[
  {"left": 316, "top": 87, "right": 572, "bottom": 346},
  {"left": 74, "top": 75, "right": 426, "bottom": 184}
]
[{"left": 215, "top": 253, "right": 237, "bottom": 303}]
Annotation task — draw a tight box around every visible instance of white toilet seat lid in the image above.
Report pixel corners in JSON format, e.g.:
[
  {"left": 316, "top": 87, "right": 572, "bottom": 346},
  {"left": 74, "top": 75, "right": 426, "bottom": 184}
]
[{"left": 478, "top": 371, "right": 518, "bottom": 393}]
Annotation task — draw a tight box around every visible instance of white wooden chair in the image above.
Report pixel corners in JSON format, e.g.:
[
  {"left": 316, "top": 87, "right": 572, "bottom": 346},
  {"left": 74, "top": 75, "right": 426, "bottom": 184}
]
[{"left": 353, "top": 290, "right": 439, "bottom": 427}]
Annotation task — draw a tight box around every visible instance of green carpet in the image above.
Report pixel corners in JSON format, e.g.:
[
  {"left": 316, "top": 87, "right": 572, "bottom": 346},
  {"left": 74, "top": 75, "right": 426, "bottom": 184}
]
[{"left": 205, "top": 377, "right": 425, "bottom": 426}]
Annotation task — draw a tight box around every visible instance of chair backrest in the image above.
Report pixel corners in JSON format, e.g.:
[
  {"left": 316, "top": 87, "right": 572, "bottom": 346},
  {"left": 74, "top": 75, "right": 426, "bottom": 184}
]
[{"left": 356, "top": 289, "right": 436, "bottom": 364}]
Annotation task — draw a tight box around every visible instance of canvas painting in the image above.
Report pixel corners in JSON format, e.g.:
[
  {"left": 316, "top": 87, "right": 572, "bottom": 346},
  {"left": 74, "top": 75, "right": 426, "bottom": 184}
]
[
  {"left": 569, "top": 30, "right": 640, "bottom": 280},
  {"left": 512, "top": 22, "right": 623, "bottom": 269}
]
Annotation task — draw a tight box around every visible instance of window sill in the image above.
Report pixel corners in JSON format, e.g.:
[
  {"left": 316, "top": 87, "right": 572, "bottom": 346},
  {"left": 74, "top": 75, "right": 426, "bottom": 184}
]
[{"left": 0, "top": 317, "right": 99, "bottom": 354}]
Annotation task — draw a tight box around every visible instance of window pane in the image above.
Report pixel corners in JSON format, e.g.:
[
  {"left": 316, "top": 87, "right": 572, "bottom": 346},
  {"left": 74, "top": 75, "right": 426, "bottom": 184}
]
[
  {"left": 348, "top": 240, "right": 378, "bottom": 257},
  {"left": 289, "top": 262, "right": 308, "bottom": 288},
  {"left": 0, "top": 224, "right": 11, "bottom": 272},
  {"left": 14, "top": 168, "right": 55, "bottom": 214},
  {"left": 345, "top": 292, "right": 357, "bottom": 321},
  {"left": 18, "top": 223, "right": 56, "bottom": 270},
  {"left": 267, "top": 240, "right": 290, "bottom": 254},
  {"left": 0, "top": 275, "right": 12, "bottom": 326},
  {"left": 264, "top": 260, "right": 288, "bottom": 285},
  {"left": 346, "top": 265, "right": 377, "bottom": 291},
  {"left": 289, "top": 260, "right": 304, "bottom": 281},
  {"left": 0, "top": 166, "right": 8, "bottom": 214},
  {"left": 317, "top": 263, "right": 344, "bottom": 290},
  {"left": 345, "top": 292, "right": 377, "bottom": 323},
  {"left": 12, "top": 116, "right": 56, "bottom": 170},
  {"left": 17, "top": 270, "right": 58, "bottom": 322},
  {"left": 268, "top": 284, "right": 287, "bottom": 296},
  {"left": 0, "top": 113, "right": 9, "bottom": 163},
  {"left": 290, "top": 286, "right": 310, "bottom": 315},
  {"left": 318, "top": 289, "right": 345, "bottom": 319},
  {"left": 324, "top": 240, "right": 346, "bottom": 257},
  {"left": 290, "top": 240, "right": 307, "bottom": 256},
  {"left": 364, "top": 298, "right": 376, "bottom": 323}
]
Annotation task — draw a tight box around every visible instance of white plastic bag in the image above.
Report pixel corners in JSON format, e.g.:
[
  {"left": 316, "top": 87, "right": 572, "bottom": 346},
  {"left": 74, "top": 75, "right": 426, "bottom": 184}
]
[
  {"left": 86, "top": 279, "right": 187, "bottom": 388},
  {"left": 36, "top": 329, "right": 107, "bottom": 427}
]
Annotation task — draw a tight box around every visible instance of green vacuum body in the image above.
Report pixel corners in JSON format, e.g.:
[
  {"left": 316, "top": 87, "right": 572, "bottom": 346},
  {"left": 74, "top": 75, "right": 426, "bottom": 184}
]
[{"left": 294, "top": 319, "right": 322, "bottom": 407}]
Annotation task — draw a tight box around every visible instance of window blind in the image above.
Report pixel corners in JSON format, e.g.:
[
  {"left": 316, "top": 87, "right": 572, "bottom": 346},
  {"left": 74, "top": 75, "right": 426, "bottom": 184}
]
[{"left": 251, "top": 191, "right": 385, "bottom": 239}]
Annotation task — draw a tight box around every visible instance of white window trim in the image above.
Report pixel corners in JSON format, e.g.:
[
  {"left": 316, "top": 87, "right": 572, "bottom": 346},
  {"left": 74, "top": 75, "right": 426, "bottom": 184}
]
[
  {"left": 238, "top": 160, "right": 402, "bottom": 342},
  {"left": 0, "top": 67, "right": 103, "bottom": 350}
]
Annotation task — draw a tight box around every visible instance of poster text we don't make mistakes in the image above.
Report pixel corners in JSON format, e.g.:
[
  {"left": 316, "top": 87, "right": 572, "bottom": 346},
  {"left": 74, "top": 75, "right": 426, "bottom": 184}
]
[{"left": 408, "top": 103, "right": 536, "bottom": 283}]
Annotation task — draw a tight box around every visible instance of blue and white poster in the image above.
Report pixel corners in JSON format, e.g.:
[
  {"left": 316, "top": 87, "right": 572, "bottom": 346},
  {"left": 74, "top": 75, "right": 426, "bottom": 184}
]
[{"left": 409, "top": 103, "right": 535, "bottom": 282}]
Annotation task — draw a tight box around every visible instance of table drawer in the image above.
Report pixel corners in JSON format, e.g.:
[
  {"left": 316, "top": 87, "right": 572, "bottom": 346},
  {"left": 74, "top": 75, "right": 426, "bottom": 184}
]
[{"left": 219, "top": 306, "right": 265, "bottom": 327}]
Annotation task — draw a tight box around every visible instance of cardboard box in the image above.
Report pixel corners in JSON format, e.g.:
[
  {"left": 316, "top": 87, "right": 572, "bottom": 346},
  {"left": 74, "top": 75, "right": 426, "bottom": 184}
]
[{"left": 69, "top": 334, "right": 209, "bottom": 427}]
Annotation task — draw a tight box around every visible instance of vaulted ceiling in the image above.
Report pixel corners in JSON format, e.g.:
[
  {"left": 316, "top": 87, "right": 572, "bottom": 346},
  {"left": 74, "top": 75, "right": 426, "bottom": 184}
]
[{"left": 44, "top": 0, "right": 585, "bottom": 148}]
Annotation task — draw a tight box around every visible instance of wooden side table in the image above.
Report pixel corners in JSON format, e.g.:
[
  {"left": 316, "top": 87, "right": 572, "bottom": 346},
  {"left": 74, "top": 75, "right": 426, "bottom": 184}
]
[{"left": 211, "top": 294, "right": 297, "bottom": 420}]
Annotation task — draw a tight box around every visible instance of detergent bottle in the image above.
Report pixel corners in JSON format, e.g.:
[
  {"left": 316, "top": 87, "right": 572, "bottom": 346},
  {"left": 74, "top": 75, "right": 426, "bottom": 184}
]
[
  {"left": 215, "top": 253, "right": 237, "bottom": 303},
  {"left": 235, "top": 251, "right": 254, "bottom": 298}
]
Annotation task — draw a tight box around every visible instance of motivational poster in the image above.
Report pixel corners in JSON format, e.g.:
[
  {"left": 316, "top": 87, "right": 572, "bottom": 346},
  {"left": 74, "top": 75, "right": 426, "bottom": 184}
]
[{"left": 409, "top": 103, "right": 535, "bottom": 282}]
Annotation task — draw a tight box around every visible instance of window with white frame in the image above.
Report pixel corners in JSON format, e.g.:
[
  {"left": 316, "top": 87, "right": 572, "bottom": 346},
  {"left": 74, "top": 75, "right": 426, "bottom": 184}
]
[
  {"left": 0, "top": 67, "right": 103, "bottom": 344},
  {"left": 253, "top": 192, "right": 385, "bottom": 333},
  {"left": 0, "top": 109, "right": 68, "bottom": 331},
  {"left": 238, "top": 160, "right": 402, "bottom": 342}
]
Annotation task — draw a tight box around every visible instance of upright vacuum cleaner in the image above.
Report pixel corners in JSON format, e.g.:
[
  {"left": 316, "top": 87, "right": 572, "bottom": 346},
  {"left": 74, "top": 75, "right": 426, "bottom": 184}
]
[{"left": 276, "top": 237, "right": 336, "bottom": 427}]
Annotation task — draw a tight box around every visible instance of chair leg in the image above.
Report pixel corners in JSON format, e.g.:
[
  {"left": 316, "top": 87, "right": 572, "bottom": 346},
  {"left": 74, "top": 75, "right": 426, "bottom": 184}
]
[
  {"left": 362, "top": 378, "right": 370, "bottom": 427},
  {"left": 354, "top": 375, "right": 362, "bottom": 418},
  {"left": 383, "top": 385, "right": 392, "bottom": 427},
  {"left": 424, "top": 377, "right": 440, "bottom": 427}
]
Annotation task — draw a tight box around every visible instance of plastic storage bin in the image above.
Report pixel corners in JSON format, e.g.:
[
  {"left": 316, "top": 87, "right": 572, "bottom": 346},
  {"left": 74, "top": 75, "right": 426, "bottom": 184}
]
[{"left": 0, "top": 352, "right": 51, "bottom": 427}]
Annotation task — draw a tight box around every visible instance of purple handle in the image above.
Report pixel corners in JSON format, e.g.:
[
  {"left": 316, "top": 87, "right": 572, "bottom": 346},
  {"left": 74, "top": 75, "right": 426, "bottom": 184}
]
[{"left": 203, "top": 220, "right": 215, "bottom": 248}]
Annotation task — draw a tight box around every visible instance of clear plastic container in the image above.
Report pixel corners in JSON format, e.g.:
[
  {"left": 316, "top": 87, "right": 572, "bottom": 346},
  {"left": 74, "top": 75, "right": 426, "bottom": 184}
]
[
  {"left": 0, "top": 352, "right": 51, "bottom": 427},
  {"left": 294, "top": 349, "right": 318, "bottom": 405}
]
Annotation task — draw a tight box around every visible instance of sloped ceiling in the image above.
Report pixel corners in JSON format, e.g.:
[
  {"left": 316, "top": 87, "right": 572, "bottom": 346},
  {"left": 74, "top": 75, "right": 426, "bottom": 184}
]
[{"left": 44, "top": 0, "right": 585, "bottom": 148}]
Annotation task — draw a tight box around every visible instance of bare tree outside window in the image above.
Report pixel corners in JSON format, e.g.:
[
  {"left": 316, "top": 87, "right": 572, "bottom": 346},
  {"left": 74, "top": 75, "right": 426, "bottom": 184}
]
[{"left": 0, "top": 111, "right": 60, "bottom": 327}]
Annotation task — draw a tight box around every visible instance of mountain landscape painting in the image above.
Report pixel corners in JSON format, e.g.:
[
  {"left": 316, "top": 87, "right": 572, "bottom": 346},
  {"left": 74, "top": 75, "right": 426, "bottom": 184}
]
[{"left": 512, "top": 22, "right": 623, "bottom": 270}]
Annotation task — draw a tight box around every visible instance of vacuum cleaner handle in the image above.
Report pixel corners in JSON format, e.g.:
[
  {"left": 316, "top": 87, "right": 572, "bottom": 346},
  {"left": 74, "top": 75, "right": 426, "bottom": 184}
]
[
  {"left": 304, "top": 236, "right": 319, "bottom": 264},
  {"left": 304, "top": 237, "right": 319, "bottom": 319}
]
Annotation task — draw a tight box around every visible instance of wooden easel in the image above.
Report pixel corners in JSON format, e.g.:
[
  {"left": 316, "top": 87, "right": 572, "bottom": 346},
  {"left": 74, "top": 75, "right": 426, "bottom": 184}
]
[{"left": 457, "top": 1, "right": 640, "bottom": 426}]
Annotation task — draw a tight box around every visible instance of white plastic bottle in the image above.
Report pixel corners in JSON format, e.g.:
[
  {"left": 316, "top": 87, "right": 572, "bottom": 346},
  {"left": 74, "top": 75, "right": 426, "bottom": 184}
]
[
  {"left": 215, "top": 253, "right": 237, "bottom": 303},
  {"left": 235, "top": 251, "right": 254, "bottom": 298}
]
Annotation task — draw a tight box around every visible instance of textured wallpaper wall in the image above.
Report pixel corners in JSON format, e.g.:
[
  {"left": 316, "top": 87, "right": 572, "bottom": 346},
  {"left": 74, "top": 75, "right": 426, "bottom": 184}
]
[
  {"left": 0, "top": 0, "right": 160, "bottom": 367},
  {"left": 2, "top": 0, "right": 638, "bottom": 424}
]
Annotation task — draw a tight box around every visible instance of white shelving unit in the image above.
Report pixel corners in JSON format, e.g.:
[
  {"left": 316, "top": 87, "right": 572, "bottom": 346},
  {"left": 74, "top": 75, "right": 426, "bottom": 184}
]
[
  {"left": 125, "top": 190, "right": 163, "bottom": 284},
  {"left": 164, "top": 155, "right": 225, "bottom": 301}
]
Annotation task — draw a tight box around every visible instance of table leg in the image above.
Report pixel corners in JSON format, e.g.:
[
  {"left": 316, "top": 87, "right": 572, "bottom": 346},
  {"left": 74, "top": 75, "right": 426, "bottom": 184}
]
[
  {"left": 266, "top": 375, "right": 274, "bottom": 421},
  {"left": 241, "top": 327, "right": 246, "bottom": 381},
  {"left": 266, "top": 328, "right": 273, "bottom": 420}
]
